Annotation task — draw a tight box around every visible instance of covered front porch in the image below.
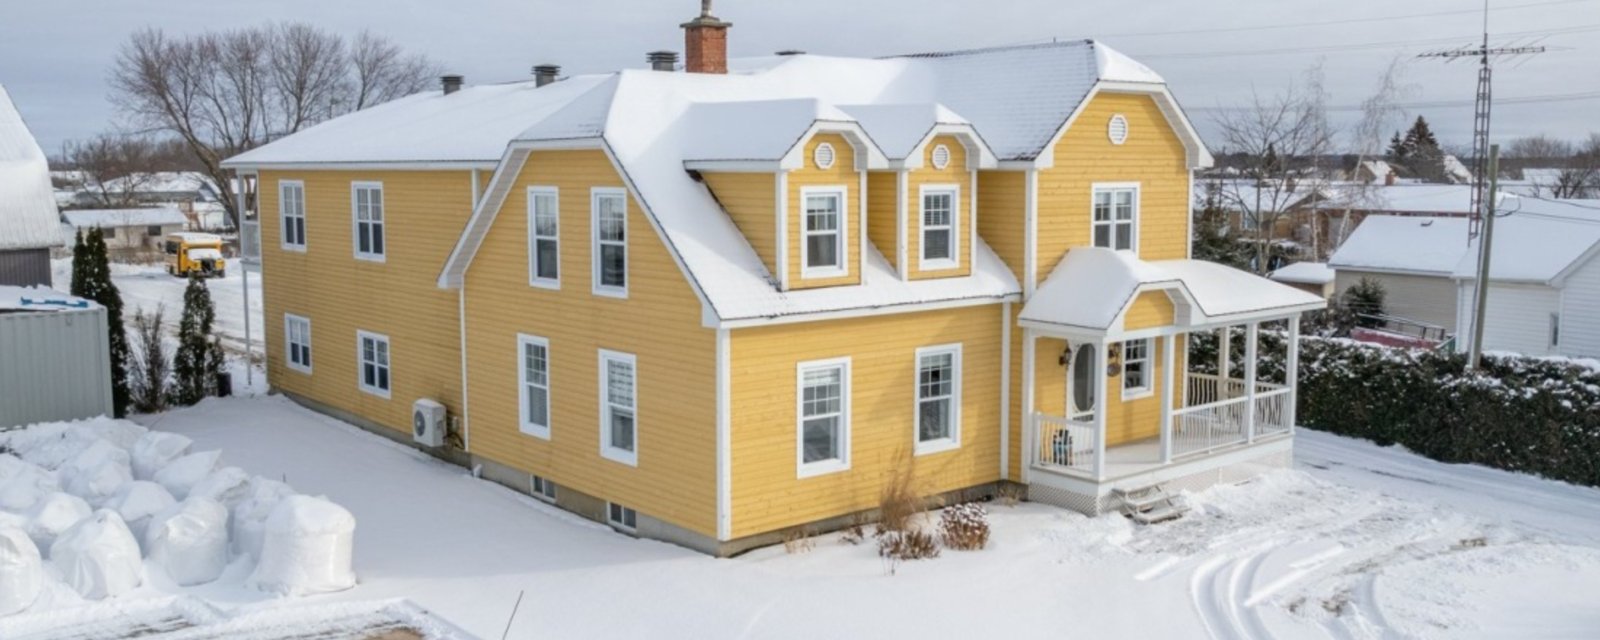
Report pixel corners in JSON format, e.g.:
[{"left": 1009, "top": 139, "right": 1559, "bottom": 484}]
[{"left": 1017, "top": 248, "right": 1324, "bottom": 512}]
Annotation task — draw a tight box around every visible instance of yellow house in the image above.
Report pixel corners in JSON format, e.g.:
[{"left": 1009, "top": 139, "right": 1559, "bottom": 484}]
[{"left": 224, "top": 4, "right": 1323, "bottom": 554}]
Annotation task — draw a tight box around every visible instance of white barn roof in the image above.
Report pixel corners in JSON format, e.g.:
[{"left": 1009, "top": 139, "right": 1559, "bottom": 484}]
[{"left": 0, "top": 84, "right": 62, "bottom": 251}]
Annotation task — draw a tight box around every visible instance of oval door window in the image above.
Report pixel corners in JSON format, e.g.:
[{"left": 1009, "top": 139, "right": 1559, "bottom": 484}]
[{"left": 1070, "top": 347, "right": 1097, "bottom": 417}]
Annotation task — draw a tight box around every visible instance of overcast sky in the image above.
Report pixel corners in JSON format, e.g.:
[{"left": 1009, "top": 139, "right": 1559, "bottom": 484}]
[{"left": 3, "top": 0, "right": 1596, "bottom": 155}]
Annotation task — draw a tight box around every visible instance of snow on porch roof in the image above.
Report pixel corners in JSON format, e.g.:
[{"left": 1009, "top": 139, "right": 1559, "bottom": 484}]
[{"left": 1020, "top": 247, "right": 1325, "bottom": 333}]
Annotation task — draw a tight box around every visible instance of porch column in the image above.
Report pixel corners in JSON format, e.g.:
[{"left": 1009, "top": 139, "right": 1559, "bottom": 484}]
[
  {"left": 1021, "top": 328, "right": 1037, "bottom": 483},
  {"left": 1244, "top": 322, "right": 1259, "bottom": 443},
  {"left": 1093, "top": 340, "right": 1109, "bottom": 480},
  {"left": 1286, "top": 317, "right": 1301, "bottom": 434},
  {"left": 1159, "top": 332, "right": 1176, "bottom": 464},
  {"left": 1217, "top": 326, "right": 1231, "bottom": 381}
]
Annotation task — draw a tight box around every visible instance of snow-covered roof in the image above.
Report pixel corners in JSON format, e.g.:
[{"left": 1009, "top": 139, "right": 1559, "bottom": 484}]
[
  {"left": 1320, "top": 184, "right": 1474, "bottom": 215},
  {"left": 1020, "top": 247, "right": 1324, "bottom": 332},
  {"left": 1328, "top": 215, "right": 1469, "bottom": 275},
  {"left": 1270, "top": 262, "right": 1335, "bottom": 285},
  {"left": 836, "top": 103, "right": 971, "bottom": 160},
  {"left": 0, "top": 84, "right": 63, "bottom": 251},
  {"left": 681, "top": 98, "right": 862, "bottom": 163},
  {"left": 0, "top": 285, "right": 95, "bottom": 313},
  {"left": 63, "top": 207, "right": 187, "bottom": 228},
  {"left": 1451, "top": 198, "right": 1600, "bottom": 283}
]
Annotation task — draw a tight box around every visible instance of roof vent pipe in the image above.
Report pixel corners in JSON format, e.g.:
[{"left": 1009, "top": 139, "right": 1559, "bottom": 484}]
[
  {"left": 648, "top": 50, "right": 680, "bottom": 72},
  {"left": 440, "top": 74, "right": 464, "bottom": 95},
  {"left": 533, "top": 65, "right": 561, "bottom": 87}
]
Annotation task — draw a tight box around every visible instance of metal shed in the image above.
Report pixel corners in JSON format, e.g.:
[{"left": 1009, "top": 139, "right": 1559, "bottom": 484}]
[{"left": 0, "top": 287, "right": 113, "bottom": 429}]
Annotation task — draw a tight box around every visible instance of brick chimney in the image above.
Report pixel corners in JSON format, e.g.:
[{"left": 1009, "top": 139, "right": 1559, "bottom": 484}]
[{"left": 681, "top": 0, "right": 731, "bottom": 74}]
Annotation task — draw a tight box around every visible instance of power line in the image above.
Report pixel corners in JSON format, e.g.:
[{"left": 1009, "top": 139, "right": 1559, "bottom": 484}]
[
  {"left": 1064, "top": 0, "right": 1598, "bottom": 40},
  {"left": 1190, "top": 90, "right": 1600, "bottom": 112},
  {"left": 1130, "top": 24, "right": 1599, "bottom": 60}
]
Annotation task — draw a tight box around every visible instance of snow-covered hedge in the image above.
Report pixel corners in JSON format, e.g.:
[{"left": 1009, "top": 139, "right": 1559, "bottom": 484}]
[{"left": 1193, "top": 333, "right": 1600, "bottom": 487}]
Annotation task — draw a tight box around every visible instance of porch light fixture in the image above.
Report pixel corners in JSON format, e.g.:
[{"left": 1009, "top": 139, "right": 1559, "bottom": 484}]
[
  {"left": 1058, "top": 343, "right": 1072, "bottom": 367},
  {"left": 1106, "top": 343, "right": 1123, "bottom": 377}
]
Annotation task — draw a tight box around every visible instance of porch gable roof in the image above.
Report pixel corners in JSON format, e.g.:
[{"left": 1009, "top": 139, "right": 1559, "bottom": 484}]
[{"left": 1020, "top": 247, "right": 1325, "bottom": 334}]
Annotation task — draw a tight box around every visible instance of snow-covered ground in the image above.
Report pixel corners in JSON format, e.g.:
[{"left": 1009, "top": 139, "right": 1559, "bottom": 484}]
[
  {"left": 5, "top": 393, "right": 1597, "bottom": 639},
  {"left": 50, "top": 258, "right": 264, "bottom": 359}
]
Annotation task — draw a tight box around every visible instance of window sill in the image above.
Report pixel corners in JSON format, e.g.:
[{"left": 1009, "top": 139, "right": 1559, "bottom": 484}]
[
  {"left": 286, "top": 363, "right": 312, "bottom": 375},
  {"left": 529, "top": 278, "right": 560, "bottom": 291},
  {"left": 281, "top": 245, "right": 307, "bottom": 253},
  {"left": 601, "top": 446, "right": 638, "bottom": 467},
  {"left": 1121, "top": 388, "right": 1154, "bottom": 402},
  {"left": 914, "top": 438, "right": 960, "bottom": 456},
  {"left": 354, "top": 253, "right": 387, "bottom": 263},
  {"left": 801, "top": 267, "right": 849, "bottom": 280},
  {"left": 918, "top": 259, "right": 959, "bottom": 272},
  {"left": 519, "top": 424, "right": 551, "bottom": 440},
  {"left": 358, "top": 385, "right": 391, "bottom": 399},
  {"left": 591, "top": 286, "right": 628, "bottom": 300},
  {"left": 797, "top": 459, "right": 849, "bottom": 478}
]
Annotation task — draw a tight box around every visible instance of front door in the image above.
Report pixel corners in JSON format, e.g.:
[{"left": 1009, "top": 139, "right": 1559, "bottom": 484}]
[{"left": 1068, "top": 345, "right": 1097, "bottom": 422}]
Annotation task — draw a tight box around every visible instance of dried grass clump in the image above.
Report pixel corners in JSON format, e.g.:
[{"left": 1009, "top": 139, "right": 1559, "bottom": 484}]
[
  {"left": 876, "top": 462, "right": 920, "bottom": 535},
  {"left": 876, "top": 529, "right": 940, "bottom": 562},
  {"left": 938, "top": 503, "right": 990, "bottom": 551},
  {"left": 782, "top": 528, "right": 816, "bottom": 554}
]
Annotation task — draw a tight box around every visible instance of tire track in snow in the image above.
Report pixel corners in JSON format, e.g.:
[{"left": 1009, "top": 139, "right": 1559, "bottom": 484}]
[{"left": 1189, "top": 543, "right": 1278, "bottom": 640}]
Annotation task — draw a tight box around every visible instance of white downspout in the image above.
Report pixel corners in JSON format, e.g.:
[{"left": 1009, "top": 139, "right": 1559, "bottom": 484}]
[{"left": 459, "top": 169, "right": 480, "bottom": 452}]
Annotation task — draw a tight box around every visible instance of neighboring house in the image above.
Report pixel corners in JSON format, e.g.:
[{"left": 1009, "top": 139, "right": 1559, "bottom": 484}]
[
  {"left": 1452, "top": 199, "right": 1600, "bottom": 358},
  {"left": 0, "top": 83, "right": 62, "bottom": 286},
  {"left": 223, "top": 5, "right": 1322, "bottom": 554},
  {"left": 62, "top": 207, "right": 189, "bottom": 252},
  {"left": 1328, "top": 215, "right": 1469, "bottom": 334},
  {"left": 1269, "top": 262, "right": 1335, "bottom": 299},
  {"left": 0, "top": 286, "right": 113, "bottom": 428},
  {"left": 71, "top": 171, "right": 218, "bottom": 208}
]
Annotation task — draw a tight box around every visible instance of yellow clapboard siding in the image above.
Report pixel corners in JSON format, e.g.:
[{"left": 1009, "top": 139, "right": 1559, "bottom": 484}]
[
  {"left": 976, "top": 170, "right": 1026, "bottom": 284},
  {"left": 258, "top": 170, "right": 469, "bottom": 436},
  {"left": 787, "top": 133, "right": 862, "bottom": 289},
  {"left": 1105, "top": 334, "right": 1187, "bottom": 446},
  {"left": 1124, "top": 290, "right": 1175, "bottom": 331},
  {"left": 1037, "top": 93, "right": 1190, "bottom": 283},
  {"left": 701, "top": 172, "right": 779, "bottom": 279},
  {"left": 462, "top": 149, "right": 718, "bottom": 537},
  {"left": 865, "top": 170, "right": 899, "bottom": 268},
  {"left": 729, "top": 304, "right": 1003, "bottom": 537},
  {"left": 906, "top": 135, "right": 973, "bottom": 280}
]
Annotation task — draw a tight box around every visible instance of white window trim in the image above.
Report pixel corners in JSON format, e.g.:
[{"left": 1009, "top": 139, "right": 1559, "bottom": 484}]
[
  {"left": 527, "top": 186, "right": 560, "bottom": 290},
  {"left": 918, "top": 184, "right": 961, "bottom": 271},
  {"left": 914, "top": 344, "right": 962, "bottom": 455},
  {"left": 355, "top": 330, "right": 391, "bottom": 399},
  {"left": 799, "top": 186, "right": 849, "bottom": 279},
  {"left": 591, "top": 188, "right": 628, "bottom": 299},
  {"left": 1121, "top": 338, "right": 1154, "bottom": 401},
  {"left": 607, "top": 502, "right": 638, "bottom": 532},
  {"left": 517, "top": 333, "right": 552, "bottom": 439},
  {"left": 284, "top": 313, "right": 312, "bottom": 374},
  {"left": 598, "top": 349, "right": 638, "bottom": 466},
  {"left": 351, "top": 181, "right": 386, "bottom": 262},
  {"left": 530, "top": 475, "right": 557, "bottom": 503},
  {"left": 1090, "top": 182, "right": 1140, "bottom": 253},
  {"left": 795, "top": 357, "right": 851, "bottom": 478},
  {"left": 279, "top": 180, "right": 306, "bottom": 252}
]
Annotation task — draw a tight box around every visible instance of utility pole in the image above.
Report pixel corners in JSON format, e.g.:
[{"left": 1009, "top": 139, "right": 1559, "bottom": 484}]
[
  {"left": 1418, "top": 0, "right": 1544, "bottom": 241},
  {"left": 1468, "top": 144, "right": 1500, "bottom": 371}
]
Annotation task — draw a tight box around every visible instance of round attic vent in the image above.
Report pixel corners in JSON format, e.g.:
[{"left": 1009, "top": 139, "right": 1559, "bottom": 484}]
[
  {"left": 931, "top": 144, "right": 952, "bottom": 170},
  {"left": 814, "top": 142, "right": 837, "bottom": 170},
  {"left": 1108, "top": 114, "right": 1130, "bottom": 145}
]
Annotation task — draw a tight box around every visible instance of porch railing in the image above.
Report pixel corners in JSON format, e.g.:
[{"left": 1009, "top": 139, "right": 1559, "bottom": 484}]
[
  {"left": 1033, "top": 413, "right": 1096, "bottom": 475},
  {"left": 1254, "top": 387, "right": 1293, "bottom": 438},
  {"left": 1172, "top": 377, "right": 1289, "bottom": 459},
  {"left": 1186, "top": 372, "right": 1245, "bottom": 407}
]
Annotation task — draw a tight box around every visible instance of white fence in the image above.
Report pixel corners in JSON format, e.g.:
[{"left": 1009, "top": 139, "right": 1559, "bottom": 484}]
[{"left": 1034, "top": 413, "right": 1097, "bottom": 475}]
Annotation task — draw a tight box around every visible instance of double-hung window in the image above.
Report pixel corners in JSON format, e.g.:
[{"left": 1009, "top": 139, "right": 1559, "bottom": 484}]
[
  {"left": 920, "top": 186, "right": 958, "bottom": 269},
  {"left": 284, "top": 314, "right": 312, "bottom": 373},
  {"left": 599, "top": 350, "right": 637, "bottom": 466},
  {"left": 797, "top": 358, "right": 850, "bottom": 476},
  {"left": 280, "top": 180, "right": 306, "bottom": 250},
  {"left": 357, "top": 331, "right": 391, "bottom": 397},
  {"left": 1121, "top": 338, "right": 1152, "bottom": 399},
  {"left": 801, "top": 187, "right": 847, "bottom": 278},
  {"left": 352, "top": 182, "right": 385, "bottom": 260},
  {"left": 1092, "top": 185, "right": 1138, "bottom": 251},
  {"left": 915, "top": 345, "right": 961, "bottom": 454},
  {"left": 592, "top": 189, "right": 627, "bottom": 297},
  {"left": 518, "top": 335, "right": 551, "bottom": 439},
  {"left": 528, "top": 187, "right": 559, "bottom": 288}
]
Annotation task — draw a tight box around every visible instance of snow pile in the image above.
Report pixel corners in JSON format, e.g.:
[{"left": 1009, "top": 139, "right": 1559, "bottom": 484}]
[
  {"left": 24, "top": 492, "right": 90, "bottom": 553},
  {"left": 0, "top": 526, "right": 42, "bottom": 616},
  {"left": 131, "top": 431, "right": 192, "bottom": 480},
  {"left": 146, "top": 497, "right": 230, "bottom": 586},
  {"left": 106, "top": 481, "right": 176, "bottom": 549},
  {"left": 231, "top": 477, "right": 295, "bottom": 560},
  {"left": 189, "top": 466, "right": 251, "bottom": 509},
  {"left": 153, "top": 450, "right": 221, "bottom": 499},
  {"left": 249, "top": 495, "right": 357, "bottom": 596},
  {"left": 0, "top": 457, "right": 58, "bottom": 513},
  {"left": 50, "top": 510, "right": 142, "bottom": 599},
  {"left": 59, "top": 439, "right": 133, "bottom": 507}
]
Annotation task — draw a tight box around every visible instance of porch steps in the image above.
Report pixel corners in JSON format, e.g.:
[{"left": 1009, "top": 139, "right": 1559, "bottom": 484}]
[{"left": 1116, "top": 484, "right": 1190, "bottom": 524}]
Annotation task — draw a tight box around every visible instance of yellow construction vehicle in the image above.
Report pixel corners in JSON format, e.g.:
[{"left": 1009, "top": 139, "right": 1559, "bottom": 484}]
[{"left": 164, "top": 232, "right": 227, "bottom": 278}]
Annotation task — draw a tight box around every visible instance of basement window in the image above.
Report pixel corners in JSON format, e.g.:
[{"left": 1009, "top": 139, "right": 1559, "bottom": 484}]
[
  {"left": 607, "top": 502, "right": 637, "bottom": 531},
  {"left": 531, "top": 475, "right": 556, "bottom": 502}
]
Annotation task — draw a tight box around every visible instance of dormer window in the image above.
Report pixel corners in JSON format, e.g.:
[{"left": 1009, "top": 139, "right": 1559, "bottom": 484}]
[
  {"left": 801, "top": 187, "right": 847, "bottom": 278},
  {"left": 920, "top": 185, "right": 958, "bottom": 269},
  {"left": 1092, "top": 184, "right": 1138, "bottom": 252}
]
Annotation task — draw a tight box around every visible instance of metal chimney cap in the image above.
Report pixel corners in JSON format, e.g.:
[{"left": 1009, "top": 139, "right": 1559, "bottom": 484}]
[
  {"left": 440, "top": 75, "right": 464, "bottom": 94},
  {"left": 647, "top": 50, "right": 680, "bottom": 71}
]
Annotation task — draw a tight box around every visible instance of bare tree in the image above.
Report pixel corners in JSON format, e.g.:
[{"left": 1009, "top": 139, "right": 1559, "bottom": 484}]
[
  {"left": 1515, "top": 133, "right": 1600, "bottom": 199},
  {"left": 63, "top": 133, "right": 161, "bottom": 208},
  {"left": 1326, "top": 59, "right": 1411, "bottom": 254},
  {"left": 1211, "top": 64, "right": 1335, "bottom": 274},
  {"left": 110, "top": 23, "right": 439, "bottom": 228}
]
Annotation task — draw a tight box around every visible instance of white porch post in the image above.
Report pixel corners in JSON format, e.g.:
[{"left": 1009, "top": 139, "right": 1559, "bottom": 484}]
[
  {"left": 1244, "top": 322, "right": 1259, "bottom": 443},
  {"left": 1286, "top": 317, "right": 1301, "bottom": 434},
  {"left": 1217, "top": 326, "right": 1231, "bottom": 381},
  {"left": 1021, "top": 328, "right": 1037, "bottom": 482},
  {"left": 1093, "top": 340, "right": 1109, "bottom": 480},
  {"left": 1159, "top": 332, "right": 1176, "bottom": 464}
]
